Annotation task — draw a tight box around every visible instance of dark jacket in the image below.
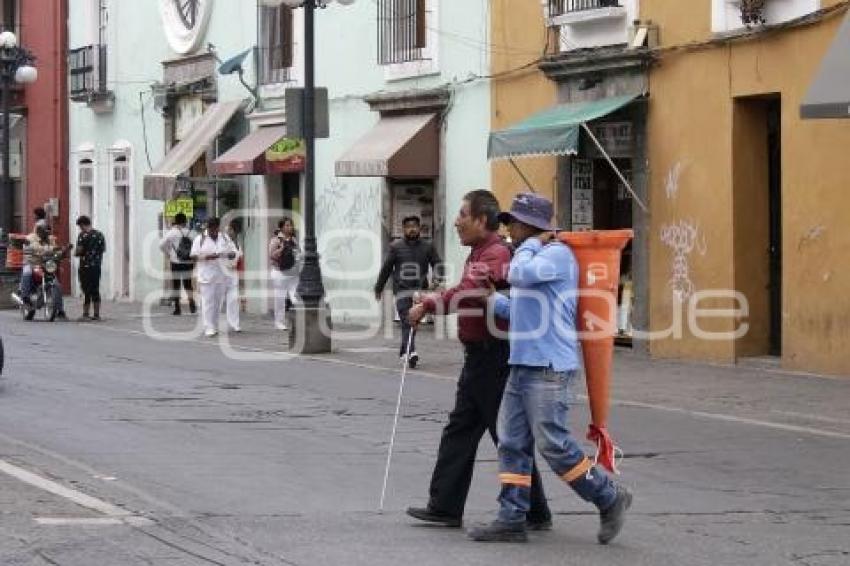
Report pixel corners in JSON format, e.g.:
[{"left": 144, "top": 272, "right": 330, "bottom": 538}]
[{"left": 374, "top": 237, "right": 442, "bottom": 295}]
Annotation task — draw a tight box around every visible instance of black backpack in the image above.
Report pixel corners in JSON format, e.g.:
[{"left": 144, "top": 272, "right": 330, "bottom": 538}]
[
  {"left": 277, "top": 238, "right": 296, "bottom": 270},
  {"left": 174, "top": 230, "right": 194, "bottom": 262}
]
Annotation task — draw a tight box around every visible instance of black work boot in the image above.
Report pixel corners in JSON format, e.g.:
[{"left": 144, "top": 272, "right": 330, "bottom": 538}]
[
  {"left": 406, "top": 506, "right": 462, "bottom": 528},
  {"left": 467, "top": 521, "right": 528, "bottom": 543},
  {"left": 598, "top": 486, "right": 633, "bottom": 545},
  {"left": 526, "top": 516, "right": 553, "bottom": 531}
]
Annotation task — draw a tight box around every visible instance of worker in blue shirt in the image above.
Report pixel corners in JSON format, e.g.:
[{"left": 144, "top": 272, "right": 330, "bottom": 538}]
[{"left": 468, "top": 192, "right": 632, "bottom": 544}]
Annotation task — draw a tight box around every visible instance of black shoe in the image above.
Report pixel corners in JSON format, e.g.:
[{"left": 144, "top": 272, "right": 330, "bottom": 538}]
[
  {"left": 526, "top": 517, "right": 553, "bottom": 531},
  {"left": 91, "top": 315, "right": 101, "bottom": 322},
  {"left": 408, "top": 352, "right": 419, "bottom": 369},
  {"left": 468, "top": 521, "right": 528, "bottom": 543},
  {"left": 172, "top": 309, "right": 182, "bottom": 316},
  {"left": 24, "top": 309, "right": 35, "bottom": 321},
  {"left": 406, "top": 506, "right": 462, "bottom": 528},
  {"left": 598, "top": 486, "right": 632, "bottom": 545},
  {"left": 56, "top": 311, "right": 68, "bottom": 321},
  {"left": 189, "top": 300, "right": 197, "bottom": 314}
]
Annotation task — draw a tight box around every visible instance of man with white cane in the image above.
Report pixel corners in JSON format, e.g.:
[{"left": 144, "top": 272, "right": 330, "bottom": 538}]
[
  {"left": 468, "top": 193, "right": 632, "bottom": 544},
  {"left": 403, "top": 190, "right": 552, "bottom": 529}
]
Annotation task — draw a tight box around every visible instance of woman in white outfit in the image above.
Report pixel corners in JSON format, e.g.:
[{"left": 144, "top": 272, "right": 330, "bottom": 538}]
[
  {"left": 189, "top": 217, "right": 242, "bottom": 337},
  {"left": 269, "top": 217, "right": 300, "bottom": 330}
]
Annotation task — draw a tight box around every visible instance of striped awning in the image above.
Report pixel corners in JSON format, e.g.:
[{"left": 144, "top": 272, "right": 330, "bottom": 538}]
[{"left": 487, "top": 94, "right": 639, "bottom": 160}]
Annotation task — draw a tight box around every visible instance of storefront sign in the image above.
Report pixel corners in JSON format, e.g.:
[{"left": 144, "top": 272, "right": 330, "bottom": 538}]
[
  {"left": 164, "top": 197, "right": 194, "bottom": 219},
  {"left": 266, "top": 137, "right": 306, "bottom": 173}
]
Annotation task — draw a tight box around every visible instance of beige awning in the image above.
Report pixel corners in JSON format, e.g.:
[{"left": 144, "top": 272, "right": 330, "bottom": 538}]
[
  {"left": 143, "top": 100, "right": 243, "bottom": 200},
  {"left": 335, "top": 113, "right": 439, "bottom": 178}
]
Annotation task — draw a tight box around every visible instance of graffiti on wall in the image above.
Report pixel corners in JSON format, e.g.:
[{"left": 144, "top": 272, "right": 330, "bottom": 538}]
[
  {"left": 660, "top": 219, "right": 707, "bottom": 301},
  {"left": 316, "top": 179, "right": 382, "bottom": 275},
  {"left": 665, "top": 161, "right": 686, "bottom": 201}
]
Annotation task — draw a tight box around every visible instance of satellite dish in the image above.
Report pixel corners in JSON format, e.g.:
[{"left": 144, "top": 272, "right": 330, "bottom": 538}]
[{"left": 218, "top": 48, "right": 253, "bottom": 75}]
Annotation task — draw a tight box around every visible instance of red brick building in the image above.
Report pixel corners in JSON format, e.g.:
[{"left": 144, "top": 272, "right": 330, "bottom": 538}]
[
  {"left": 21, "top": 0, "right": 69, "bottom": 240},
  {"left": 3, "top": 0, "right": 69, "bottom": 285}
]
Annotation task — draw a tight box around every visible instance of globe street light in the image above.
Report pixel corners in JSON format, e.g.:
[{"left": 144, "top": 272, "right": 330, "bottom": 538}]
[
  {"left": 281, "top": 0, "right": 356, "bottom": 354},
  {"left": 0, "top": 31, "right": 37, "bottom": 260}
]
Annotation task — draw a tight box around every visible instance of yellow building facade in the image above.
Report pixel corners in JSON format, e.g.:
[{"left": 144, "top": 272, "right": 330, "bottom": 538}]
[
  {"left": 489, "top": 0, "right": 558, "bottom": 209},
  {"left": 490, "top": 0, "right": 850, "bottom": 376},
  {"left": 644, "top": 0, "right": 850, "bottom": 375}
]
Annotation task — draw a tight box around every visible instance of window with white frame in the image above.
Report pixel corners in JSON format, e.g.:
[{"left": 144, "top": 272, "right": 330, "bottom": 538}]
[
  {"left": 111, "top": 152, "right": 131, "bottom": 299},
  {"left": 258, "top": 4, "right": 294, "bottom": 85},
  {"left": 113, "top": 154, "right": 129, "bottom": 188},
  {"left": 378, "top": 0, "right": 427, "bottom": 65},
  {"left": 78, "top": 157, "right": 95, "bottom": 219},
  {"left": 379, "top": 0, "right": 439, "bottom": 80},
  {"left": 712, "top": 0, "right": 820, "bottom": 33}
]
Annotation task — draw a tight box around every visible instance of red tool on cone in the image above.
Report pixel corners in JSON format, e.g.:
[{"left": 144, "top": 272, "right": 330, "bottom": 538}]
[{"left": 558, "top": 229, "right": 633, "bottom": 474}]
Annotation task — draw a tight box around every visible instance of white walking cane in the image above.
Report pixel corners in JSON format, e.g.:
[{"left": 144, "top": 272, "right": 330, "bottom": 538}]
[{"left": 379, "top": 328, "right": 415, "bottom": 512}]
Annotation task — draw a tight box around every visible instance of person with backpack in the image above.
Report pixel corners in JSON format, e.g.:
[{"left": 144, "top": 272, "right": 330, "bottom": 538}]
[
  {"left": 190, "top": 217, "right": 241, "bottom": 337},
  {"left": 268, "top": 217, "right": 300, "bottom": 331},
  {"left": 159, "top": 212, "right": 197, "bottom": 316}
]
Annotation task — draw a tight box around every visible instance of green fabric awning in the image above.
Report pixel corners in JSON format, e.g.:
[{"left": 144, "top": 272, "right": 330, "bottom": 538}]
[{"left": 487, "top": 94, "right": 640, "bottom": 160}]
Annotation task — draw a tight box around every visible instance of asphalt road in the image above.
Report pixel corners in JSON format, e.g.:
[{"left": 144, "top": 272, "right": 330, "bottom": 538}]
[{"left": 0, "top": 310, "right": 848, "bottom": 566}]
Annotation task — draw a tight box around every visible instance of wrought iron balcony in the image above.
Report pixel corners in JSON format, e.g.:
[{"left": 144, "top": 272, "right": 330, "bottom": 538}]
[
  {"left": 740, "top": 0, "right": 767, "bottom": 26},
  {"left": 549, "top": 0, "right": 621, "bottom": 17},
  {"left": 69, "top": 44, "right": 113, "bottom": 108}
]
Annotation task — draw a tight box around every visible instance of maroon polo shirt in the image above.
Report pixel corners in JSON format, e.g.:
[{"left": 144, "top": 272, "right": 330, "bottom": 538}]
[{"left": 422, "top": 233, "right": 510, "bottom": 344}]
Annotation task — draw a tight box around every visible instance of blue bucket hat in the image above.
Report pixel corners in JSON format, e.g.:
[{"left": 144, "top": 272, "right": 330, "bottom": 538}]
[{"left": 498, "top": 192, "right": 556, "bottom": 231}]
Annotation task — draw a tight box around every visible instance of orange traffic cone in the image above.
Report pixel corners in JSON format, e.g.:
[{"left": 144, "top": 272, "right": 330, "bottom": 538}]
[{"left": 558, "top": 229, "right": 633, "bottom": 474}]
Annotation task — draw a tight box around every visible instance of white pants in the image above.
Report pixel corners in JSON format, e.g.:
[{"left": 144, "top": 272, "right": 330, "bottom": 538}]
[
  {"left": 270, "top": 269, "right": 298, "bottom": 326},
  {"left": 200, "top": 279, "right": 240, "bottom": 332}
]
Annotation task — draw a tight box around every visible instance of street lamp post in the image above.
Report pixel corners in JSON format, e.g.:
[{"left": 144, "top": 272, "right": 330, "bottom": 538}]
[
  {"left": 279, "top": 0, "right": 355, "bottom": 354},
  {"left": 0, "top": 30, "right": 36, "bottom": 261}
]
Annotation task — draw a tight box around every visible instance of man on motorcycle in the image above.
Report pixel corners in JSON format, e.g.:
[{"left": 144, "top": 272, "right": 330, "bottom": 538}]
[{"left": 17, "top": 225, "right": 69, "bottom": 320}]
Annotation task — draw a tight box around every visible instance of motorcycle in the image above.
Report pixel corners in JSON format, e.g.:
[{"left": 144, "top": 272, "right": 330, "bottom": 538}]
[{"left": 12, "top": 247, "right": 70, "bottom": 322}]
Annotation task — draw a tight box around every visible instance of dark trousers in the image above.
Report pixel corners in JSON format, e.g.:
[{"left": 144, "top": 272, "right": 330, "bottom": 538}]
[
  {"left": 427, "top": 339, "right": 551, "bottom": 521},
  {"left": 79, "top": 266, "right": 101, "bottom": 304},
  {"left": 395, "top": 295, "right": 416, "bottom": 356},
  {"left": 170, "top": 263, "right": 195, "bottom": 303}
]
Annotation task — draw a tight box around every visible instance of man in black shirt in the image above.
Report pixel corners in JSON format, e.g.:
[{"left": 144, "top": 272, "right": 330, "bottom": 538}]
[
  {"left": 75, "top": 215, "right": 106, "bottom": 321},
  {"left": 374, "top": 216, "right": 442, "bottom": 368}
]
